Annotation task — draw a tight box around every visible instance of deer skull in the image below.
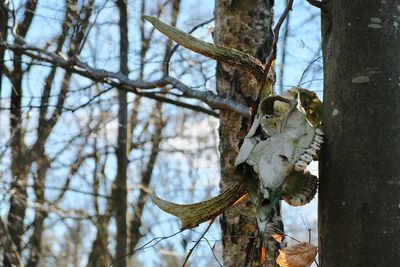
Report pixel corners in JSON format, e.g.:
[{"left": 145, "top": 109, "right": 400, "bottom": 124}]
[{"left": 235, "top": 91, "right": 323, "bottom": 224}]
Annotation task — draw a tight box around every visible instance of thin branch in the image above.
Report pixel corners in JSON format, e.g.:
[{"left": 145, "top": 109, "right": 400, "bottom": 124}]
[
  {"left": 279, "top": 0, "right": 291, "bottom": 95},
  {"left": 253, "top": 0, "right": 294, "bottom": 119},
  {"left": 107, "top": 229, "right": 185, "bottom": 267},
  {"left": 164, "top": 17, "right": 215, "bottom": 75},
  {"left": 182, "top": 218, "right": 215, "bottom": 267},
  {"left": 164, "top": 76, "right": 249, "bottom": 116},
  {"left": 137, "top": 91, "right": 219, "bottom": 117},
  {"left": 204, "top": 237, "right": 223, "bottom": 267},
  {"left": 297, "top": 55, "right": 322, "bottom": 87},
  {"left": 2, "top": 36, "right": 249, "bottom": 116},
  {"left": 0, "top": 177, "right": 110, "bottom": 199}
]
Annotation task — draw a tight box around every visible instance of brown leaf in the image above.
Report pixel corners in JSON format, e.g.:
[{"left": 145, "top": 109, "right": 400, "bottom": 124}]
[
  {"left": 276, "top": 243, "right": 317, "bottom": 267},
  {"left": 272, "top": 234, "right": 284, "bottom": 243}
]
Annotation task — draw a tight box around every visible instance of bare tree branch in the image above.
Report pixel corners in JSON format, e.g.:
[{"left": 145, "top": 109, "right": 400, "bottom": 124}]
[
  {"left": 182, "top": 218, "right": 215, "bottom": 267},
  {"left": 256, "top": 0, "right": 294, "bottom": 105},
  {"left": 2, "top": 36, "right": 249, "bottom": 116}
]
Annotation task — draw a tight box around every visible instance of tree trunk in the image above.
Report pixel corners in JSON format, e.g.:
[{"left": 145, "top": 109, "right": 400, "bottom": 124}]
[
  {"left": 27, "top": 155, "right": 50, "bottom": 267},
  {"left": 215, "top": 1, "right": 282, "bottom": 266},
  {"left": 114, "top": 0, "right": 129, "bottom": 266},
  {"left": 0, "top": 0, "right": 8, "bottom": 93},
  {"left": 5, "top": 2, "right": 38, "bottom": 265},
  {"left": 319, "top": 1, "right": 400, "bottom": 266}
]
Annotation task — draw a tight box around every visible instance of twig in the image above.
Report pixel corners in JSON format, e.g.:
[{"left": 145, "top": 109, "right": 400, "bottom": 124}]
[
  {"left": 279, "top": 0, "right": 291, "bottom": 95},
  {"left": 299, "top": 214, "right": 312, "bottom": 243},
  {"left": 78, "top": 0, "right": 110, "bottom": 54},
  {"left": 297, "top": 55, "right": 322, "bottom": 87},
  {"left": 271, "top": 225, "right": 302, "bottom": 244},
  {"left": 182, "top": 218, "right": 215, "bottom": 267},
  {"left": 107, "top": 229, "right": 185, "bottom": 267},
  {"left": 204, "top": 237, "right": 223, "bottom": 267},
  {"left": 253, "top": 0, "right": 294, "bottom": 117},
  {"left": 164, "top": 17, "right": 215, "bottom": 75}
]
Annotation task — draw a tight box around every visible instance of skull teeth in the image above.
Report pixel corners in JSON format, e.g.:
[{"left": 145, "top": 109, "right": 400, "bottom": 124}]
[
  {"left": 300, "top": 154, "right": 313, "bottom": 163},
  {"left": 314, "top": 135, "right": 324, "bottom": 144},
  {"left": 316, "top": 128, "right": 324, "bottom": 135},
  {"left": 306, "top": 148, "right": 317, "bottom": 156},
  {"left": 294, "top": 165, "right": 305, "bottom": 172},
  {"left": 294, "top": 160, "right": 308, "bottom": 172},
  {"left": 310, "top": 143, "right": 320, "bottom": 151}
]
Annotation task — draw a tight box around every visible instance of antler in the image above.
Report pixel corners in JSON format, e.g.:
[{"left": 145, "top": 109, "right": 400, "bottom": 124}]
[
  {"left": 143, "top": 16, "right": 265, "bottom": 80},
  {"left": 151, "top": 182, "right": 246, "bottom": 229}
]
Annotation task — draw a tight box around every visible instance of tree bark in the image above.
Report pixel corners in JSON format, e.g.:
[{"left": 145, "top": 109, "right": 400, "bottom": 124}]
[
  {"left": 114, "top": 0, "right": 129, "bottom": 266},
  {"left": 5, "top": 2, "right": 38, "bottom": 266},
  {"left": 320, "top": 1, "right": 400, "bottom": 266},
  {"left": 0, "top": 0, "right": 8, "bottom": 93},
  {"left": 215, "top": 1, "right": 282, "bottom": 266},
  {"left": 26, "top": 155, "right": 50, "bottom": 267},
  {"left": 0, "top": 217, "right": 24, "bottom": 267}
]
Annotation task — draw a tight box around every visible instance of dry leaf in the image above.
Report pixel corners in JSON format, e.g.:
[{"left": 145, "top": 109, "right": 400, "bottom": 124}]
[
  {"left": 276, "top": 243, "right": 317, "bottom": 267},
  {"left": 260, "top": 247, "right": 267, "bottom": 264},
  {"left": 272, "top": 234, "right": 284, "bottom": 243}
]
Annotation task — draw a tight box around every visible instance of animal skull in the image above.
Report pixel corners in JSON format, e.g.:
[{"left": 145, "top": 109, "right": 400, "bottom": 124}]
[{"left": 235, "top": 90, "right": 323, "bottom": 224}]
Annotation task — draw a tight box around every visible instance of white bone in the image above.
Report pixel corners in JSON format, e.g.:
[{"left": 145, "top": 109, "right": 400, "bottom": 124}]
[
  {"left": 297, "top": 160, "right": 308, "bottom": 167},
  {"left": 314, "top": 135, "right": 324, "bottom": 144},
  {"left": 294, "top": 160, "right": 308, "bottom": 172},
  {"left": 306, "top": 148, "right": 317, "bottom": 156},
  {"left": 316, "top": 128, "right": 324, "bottom": 135},
  {"left": 301, "top": 154, "right": 313, "bottom": 162},
  {"left": 294, "top": 164, "right": 306, "bottom": 172},
  {"left": 310, "top": 143, "right": 320, "bottom": 151}
]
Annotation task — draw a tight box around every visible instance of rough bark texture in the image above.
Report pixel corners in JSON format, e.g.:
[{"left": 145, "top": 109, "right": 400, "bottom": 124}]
[
  {"left": 320, "top": 1, "right": 400, "bottom": 266},
  {"left": 215, "top": 1, "right": 282, "bottom": 266}
]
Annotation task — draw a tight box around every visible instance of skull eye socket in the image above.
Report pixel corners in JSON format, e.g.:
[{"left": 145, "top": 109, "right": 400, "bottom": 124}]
[
  {"left": 259, "top": 96, "right": 291, "bottom": 116},
  {"left": 261, "top": 199, "right": 271, "bottom": 206}
]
